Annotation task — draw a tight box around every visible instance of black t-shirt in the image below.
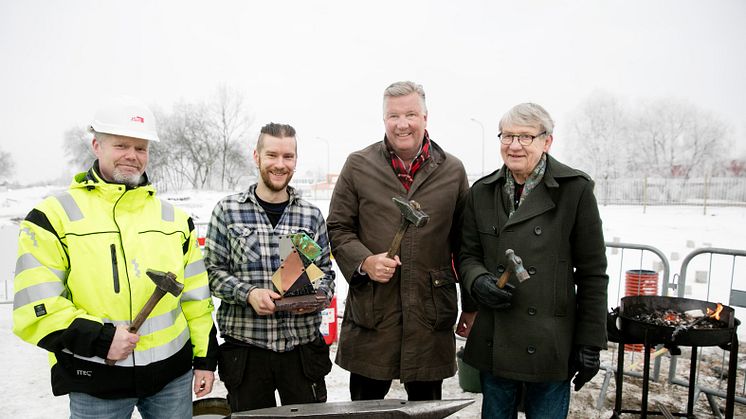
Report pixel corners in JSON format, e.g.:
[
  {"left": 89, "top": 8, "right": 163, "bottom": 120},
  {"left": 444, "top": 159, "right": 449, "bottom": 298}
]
[{"left": 255, "top": 192, "right": 289, "bottom": 227}]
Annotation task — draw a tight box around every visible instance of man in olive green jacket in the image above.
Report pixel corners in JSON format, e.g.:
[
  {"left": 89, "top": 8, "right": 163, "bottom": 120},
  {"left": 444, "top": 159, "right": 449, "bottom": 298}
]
[
  {"left": 328, "top": 81, "right": 477, "bottom": 401},
  {"left": 459, "top": 103, "right": 608, "bottom": 418}
]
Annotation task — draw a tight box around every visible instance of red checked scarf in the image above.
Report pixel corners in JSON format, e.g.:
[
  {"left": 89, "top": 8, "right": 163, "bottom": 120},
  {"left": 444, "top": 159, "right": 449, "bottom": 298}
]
[{"left": 385, "top": 130, "right": 432, "bottom": 191}]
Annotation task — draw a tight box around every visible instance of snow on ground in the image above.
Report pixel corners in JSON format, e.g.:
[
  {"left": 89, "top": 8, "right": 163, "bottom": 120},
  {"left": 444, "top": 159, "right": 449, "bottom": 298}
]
[{"left": 2, "top": 186, "right": 746, "bottom": 418}]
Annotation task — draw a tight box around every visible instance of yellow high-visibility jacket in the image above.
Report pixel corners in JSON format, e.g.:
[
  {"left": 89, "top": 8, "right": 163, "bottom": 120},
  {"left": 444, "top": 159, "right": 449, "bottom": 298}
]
[{"left": 13, "top": 165, "right": 218, "bottom": 398}]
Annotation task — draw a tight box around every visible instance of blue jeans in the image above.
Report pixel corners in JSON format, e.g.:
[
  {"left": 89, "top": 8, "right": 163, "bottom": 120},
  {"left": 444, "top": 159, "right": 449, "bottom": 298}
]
[
  {"left": 69, "top": 370, "right": 192, "bottom": 419},
  {"left": 480, "top": 371, "right": 570, "bottom": 419}
]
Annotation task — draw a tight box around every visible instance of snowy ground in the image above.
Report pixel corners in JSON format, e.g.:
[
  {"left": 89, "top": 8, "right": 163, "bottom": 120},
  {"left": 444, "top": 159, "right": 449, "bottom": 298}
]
[{"left": 2, "top": 186, "right": 746, "bottom": 418}]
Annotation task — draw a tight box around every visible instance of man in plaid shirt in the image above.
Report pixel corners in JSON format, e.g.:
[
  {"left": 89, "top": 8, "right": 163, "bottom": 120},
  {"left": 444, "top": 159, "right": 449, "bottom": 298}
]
[{"left": 204, "top": 123, "right": 335, "bottom": 412}]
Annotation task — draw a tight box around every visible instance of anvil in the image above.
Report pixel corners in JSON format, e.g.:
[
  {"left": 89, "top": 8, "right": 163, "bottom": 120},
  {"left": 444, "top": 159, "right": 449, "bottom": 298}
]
[{"left": 231, "top": 399, "right": 474, "bottom": 419}]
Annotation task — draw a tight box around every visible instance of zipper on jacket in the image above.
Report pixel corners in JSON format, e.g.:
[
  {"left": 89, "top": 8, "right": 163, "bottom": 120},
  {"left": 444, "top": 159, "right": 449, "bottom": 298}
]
[{"left": 110, "top": 244, "right": 120, "bottom": 294}]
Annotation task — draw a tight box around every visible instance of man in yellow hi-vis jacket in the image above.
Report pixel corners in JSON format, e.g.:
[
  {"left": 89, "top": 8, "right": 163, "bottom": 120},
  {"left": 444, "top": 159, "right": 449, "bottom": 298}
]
[{"left": 12, "top": 96, "right": 218, "bottom": 419}]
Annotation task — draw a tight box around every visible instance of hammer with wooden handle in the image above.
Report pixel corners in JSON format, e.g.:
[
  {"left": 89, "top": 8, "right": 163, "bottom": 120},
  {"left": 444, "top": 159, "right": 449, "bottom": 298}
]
[
  {"left": 386, "top": 197, "right": 429, "bottom": 258},
  {"left": 496, "top": 249, "right": 530, "bottom": 289},
  {"left": 105, "top": 269, "right": 183, "bottom": 365}
]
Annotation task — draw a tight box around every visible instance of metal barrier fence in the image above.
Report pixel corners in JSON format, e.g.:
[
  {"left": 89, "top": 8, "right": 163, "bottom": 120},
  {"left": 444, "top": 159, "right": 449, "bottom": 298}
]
[
  {"left": 667, "top": 248, "right": 746, "bottom": 418},
  {"left": 594, "top": 177, "right": 746, "bottom": 210},
  {"left": 597, "top": 241, "right": 670, "bottom": 410}
]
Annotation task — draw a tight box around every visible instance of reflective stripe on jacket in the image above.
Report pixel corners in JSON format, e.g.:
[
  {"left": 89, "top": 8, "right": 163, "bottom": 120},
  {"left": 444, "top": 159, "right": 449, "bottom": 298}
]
[{"left": 12, "top": 166, "right": 217, "bottom": 398}]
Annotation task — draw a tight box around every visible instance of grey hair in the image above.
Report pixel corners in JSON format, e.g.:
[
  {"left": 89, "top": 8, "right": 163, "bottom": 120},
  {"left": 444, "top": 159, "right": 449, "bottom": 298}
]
[
  {"left": 91, "top": 131, "right": 112, "bottom": 142},
  {"left": 499, "top": 103, "right": 554, "bottom": 135},
  {"left": 383, "top": 81, "right": 427, "bottom": 114}
]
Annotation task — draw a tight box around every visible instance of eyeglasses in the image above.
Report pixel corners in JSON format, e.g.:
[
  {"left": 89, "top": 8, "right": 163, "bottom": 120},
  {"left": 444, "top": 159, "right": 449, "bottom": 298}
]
[{"left": 498, "top": 131, "right": 546, "bottom": 146}]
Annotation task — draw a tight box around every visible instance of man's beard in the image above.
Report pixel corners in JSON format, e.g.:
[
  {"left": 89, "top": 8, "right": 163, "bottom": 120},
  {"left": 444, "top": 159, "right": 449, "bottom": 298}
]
[
  {"left": 260, "top": 166, "right": 293, "bottom": 192},
  {"left": 112, "top": 169, "right": 144, "bottom": 188}
]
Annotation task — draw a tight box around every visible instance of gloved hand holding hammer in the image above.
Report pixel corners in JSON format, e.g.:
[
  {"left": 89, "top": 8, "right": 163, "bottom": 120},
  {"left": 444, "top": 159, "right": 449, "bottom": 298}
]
[
  {"left": 472, "top": 273, "right": 514, "bottom": 310},
  {"left": 472, "top": 249, "right": 529, "bottom": 310}
]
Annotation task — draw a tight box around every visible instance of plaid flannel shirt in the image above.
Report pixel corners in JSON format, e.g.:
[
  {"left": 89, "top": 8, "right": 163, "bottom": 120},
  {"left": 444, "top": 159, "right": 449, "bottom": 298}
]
[{"left": 204, "top": 184, "right": 335, "bottom": 352}]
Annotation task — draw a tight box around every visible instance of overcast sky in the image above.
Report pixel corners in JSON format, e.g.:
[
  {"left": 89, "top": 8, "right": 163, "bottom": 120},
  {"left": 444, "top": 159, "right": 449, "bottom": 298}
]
[{"left": 2, "top": 0, "right": 745, "bottom": 184}]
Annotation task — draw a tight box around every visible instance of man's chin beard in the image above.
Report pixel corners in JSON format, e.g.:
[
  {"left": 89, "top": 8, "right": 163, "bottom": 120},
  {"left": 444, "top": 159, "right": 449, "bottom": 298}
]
[
  {"left": 261, "top": 171, "right": 293, "bottom": 192},
  {"left": 112, "top": 171, "right": 143, "bottom": 187}
]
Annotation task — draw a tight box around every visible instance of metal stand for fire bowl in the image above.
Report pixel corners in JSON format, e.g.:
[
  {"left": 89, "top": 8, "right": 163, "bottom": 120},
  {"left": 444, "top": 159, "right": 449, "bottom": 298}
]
[{"left": 611, "top": 296, "right": 740, "bottom": 419}]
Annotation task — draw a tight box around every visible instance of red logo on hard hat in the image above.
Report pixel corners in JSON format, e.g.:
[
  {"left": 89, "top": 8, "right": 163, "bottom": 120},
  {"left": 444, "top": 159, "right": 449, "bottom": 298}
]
[{"left": 131, "top": 116, "right": 145, "bottom": 123}]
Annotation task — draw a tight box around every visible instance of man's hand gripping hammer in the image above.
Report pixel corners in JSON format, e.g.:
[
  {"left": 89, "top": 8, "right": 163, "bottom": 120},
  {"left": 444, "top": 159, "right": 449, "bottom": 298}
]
[{"left": 105, "top": 269, "right": 183, "bottom": 365}]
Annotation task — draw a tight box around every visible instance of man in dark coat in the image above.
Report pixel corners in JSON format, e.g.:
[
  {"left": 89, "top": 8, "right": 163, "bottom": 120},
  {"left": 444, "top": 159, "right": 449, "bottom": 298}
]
[
  {"left": 459, "top": 103, "right": 608, "bottom": 418},
  {"left": 328, "top": 81, "right": 477, "bottom": 401}
]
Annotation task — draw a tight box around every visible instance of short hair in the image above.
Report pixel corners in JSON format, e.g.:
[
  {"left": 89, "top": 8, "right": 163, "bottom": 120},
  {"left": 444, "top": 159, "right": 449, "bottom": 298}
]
[
  {"left": 383, "top": 81, "right": 427, "bottom": 114},
  {"left": 91, "top": 131, "right": 111, "bottom": 142},
  {"left": 256, "top": 123, "right": 297, "bottom": 151},
  {"left": 499, "top": 103, "right": 555, "bottom": 135}
]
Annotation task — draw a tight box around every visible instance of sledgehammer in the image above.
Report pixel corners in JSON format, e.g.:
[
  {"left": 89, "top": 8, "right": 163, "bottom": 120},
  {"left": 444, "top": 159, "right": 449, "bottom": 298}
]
[{"left": 105, "top": 269, "right": 183, "bottom": 365}]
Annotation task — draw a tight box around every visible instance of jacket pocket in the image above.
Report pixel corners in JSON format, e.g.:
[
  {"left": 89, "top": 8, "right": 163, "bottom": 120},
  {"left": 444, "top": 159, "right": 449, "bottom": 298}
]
[
  {"left": 227, "top": 225, "right": 261, "bottom": 266},
  {"left": 425, "top": 267, "right": 459, "bottom": 330},
  {"left": 217, "top": 341, "right": 247, "bottom": 390},
  {"left": 346, "top": 281, "right": 378, "bottom": 330}
]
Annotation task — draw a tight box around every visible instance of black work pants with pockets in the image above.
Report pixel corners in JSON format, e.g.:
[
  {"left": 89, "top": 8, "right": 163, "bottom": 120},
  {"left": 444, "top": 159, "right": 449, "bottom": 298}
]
[{"left": 218, "top": 335, "right": 331, "bottom": 412}]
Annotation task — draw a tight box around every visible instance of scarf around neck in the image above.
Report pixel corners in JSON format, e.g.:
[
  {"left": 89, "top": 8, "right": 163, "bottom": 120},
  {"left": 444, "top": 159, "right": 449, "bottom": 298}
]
[
  {"left": 504, "top": 153, "right": 547, "bottom": 218},
  {"left": 386, "top": 130, "right": 432, "bottom": 191}
]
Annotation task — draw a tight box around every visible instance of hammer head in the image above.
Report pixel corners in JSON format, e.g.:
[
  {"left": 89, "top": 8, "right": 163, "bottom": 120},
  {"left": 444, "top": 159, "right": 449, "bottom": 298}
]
[
  {"left": 392, "top": 197, "right": 429, "bottom": 228},
  {"left": 505, "top": 249, "right": 530, "bottom": 282},
  {"left": 146, "top": 269, "right": 184, "bottom": 297}
]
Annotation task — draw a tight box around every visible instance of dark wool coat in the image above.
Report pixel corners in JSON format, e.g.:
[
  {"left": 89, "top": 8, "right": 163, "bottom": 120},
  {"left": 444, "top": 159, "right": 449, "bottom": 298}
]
[
  {"left": 459, "top": 154, "right": 608, "bottom": 382},
  {"left": 327, "top": 139, "right": 473, "bottom": 382}
]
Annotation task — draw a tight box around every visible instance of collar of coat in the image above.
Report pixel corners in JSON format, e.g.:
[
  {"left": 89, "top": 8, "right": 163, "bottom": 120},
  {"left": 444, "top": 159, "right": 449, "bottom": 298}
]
[
  {"left": 479, "top": 153, "right": 591, "bottom": 188},
  {"left": 376, "top": 134, "right": 447, "bottom": 167},
  {"left": 236, "top": 183, "right": 300, "bottom": 206}
]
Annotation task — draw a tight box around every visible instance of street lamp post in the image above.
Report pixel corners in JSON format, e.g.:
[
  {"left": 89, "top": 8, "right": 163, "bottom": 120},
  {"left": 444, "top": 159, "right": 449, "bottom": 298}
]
[
  {"left": 315, "top": 136, "right": 330, "bottom": 183},
  {"left": 470, "top": 118, "right": 485, "bottom": 176}
]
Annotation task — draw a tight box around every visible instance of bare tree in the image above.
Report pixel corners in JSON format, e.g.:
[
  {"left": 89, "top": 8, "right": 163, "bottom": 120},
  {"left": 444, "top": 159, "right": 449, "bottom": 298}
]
[
  {"left": 564, "top": 91, "right": 630, "bottom": 178},
  {"left": 62, "top": 126, "right": 94, "bottom": 172},
  {"left": 223, "top": 139, "right": 256, "bottom": 189},
  {"left": 0, "top": 148, "right": 14, "bottom": 181},
  {"left": 159, "top": 101, "right": 220, "bottom": 189},
  {"left": 211, "top": 85, "right": 254, "bottom": 189},
  {"left": 635, "top": 99, "right": 727, "bottom": 178},
  {"left": 566, "top": 93, "right": 729, "bottom": 179}
]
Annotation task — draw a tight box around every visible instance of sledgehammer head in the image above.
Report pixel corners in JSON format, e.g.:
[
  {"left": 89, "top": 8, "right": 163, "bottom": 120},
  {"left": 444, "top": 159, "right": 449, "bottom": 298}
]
[
  {"left": 505, "top": 249, "right": 530, "bottom": 282},
  {"left": 392, "top": 197, "right": 429, "bottom": 227},
  {"left": 146, "top": 269, "right": 184, "bottom": 297}
]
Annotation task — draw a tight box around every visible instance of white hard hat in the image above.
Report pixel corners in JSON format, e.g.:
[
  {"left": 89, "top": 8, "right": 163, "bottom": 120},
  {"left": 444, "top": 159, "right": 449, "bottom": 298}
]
[{"left": 88, "top": 95, "right": 160, "bottom": 142}]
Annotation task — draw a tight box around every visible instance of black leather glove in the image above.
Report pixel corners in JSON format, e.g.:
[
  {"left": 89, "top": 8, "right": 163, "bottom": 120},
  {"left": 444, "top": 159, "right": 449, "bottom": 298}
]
[
  {"left": 471, "top": 273, "right": 514, "bottom": 310},
  {"left": 571, "top": 345, "right": 601, "bottom": 391}
]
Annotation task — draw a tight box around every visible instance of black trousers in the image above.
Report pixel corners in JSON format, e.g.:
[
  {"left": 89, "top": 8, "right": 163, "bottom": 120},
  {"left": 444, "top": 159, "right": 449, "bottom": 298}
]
[
  {"left": 218, "top": 339, "right": 329, "bottom": 412},
  {"left": 350, "top": 372, "right": 443, "bottom": 401}
]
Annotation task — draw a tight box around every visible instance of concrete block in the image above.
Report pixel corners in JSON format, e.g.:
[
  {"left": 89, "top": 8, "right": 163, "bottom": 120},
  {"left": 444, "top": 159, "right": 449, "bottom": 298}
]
[
  {"left": 686, "top": 240, "right": 695, "bottom": 248},
  {"left": 670, "top": 252, "right": 680, "bottom": 261}
]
